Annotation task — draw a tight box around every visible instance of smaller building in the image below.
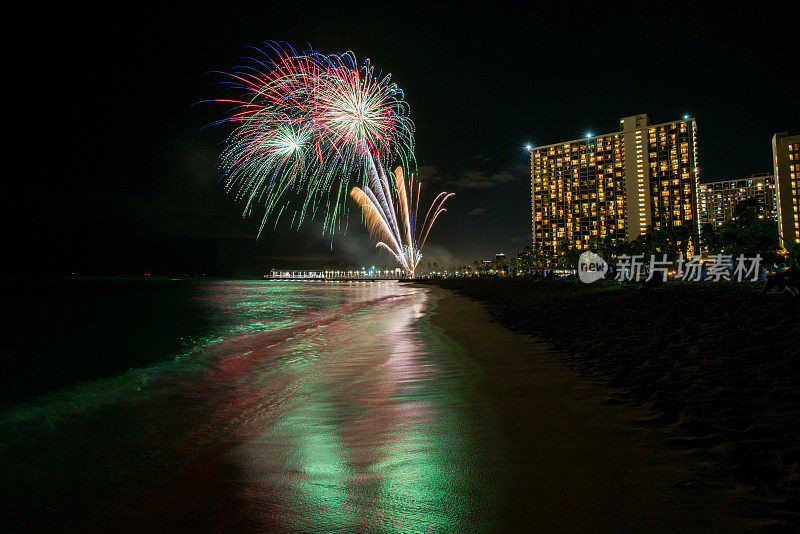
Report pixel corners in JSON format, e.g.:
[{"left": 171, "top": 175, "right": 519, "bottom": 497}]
[{"left": 698, "top": 173, "right": 776, "bottom": 227}]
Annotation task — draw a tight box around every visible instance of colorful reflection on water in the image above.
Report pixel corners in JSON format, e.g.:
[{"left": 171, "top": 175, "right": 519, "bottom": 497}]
[{"left": 1, "top": 281, "right": 501, "bottom": 532}]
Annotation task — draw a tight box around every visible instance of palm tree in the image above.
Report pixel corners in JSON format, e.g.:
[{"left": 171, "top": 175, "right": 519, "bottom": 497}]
[
  {"left": 670, "top": 224, "right": 694, "bottom": 257},
  {"left": 555, "top": 238, "right": 580, "bottom": 270},
  {"left": 603, "top": 235, "right": 619, "bottom": 260}
]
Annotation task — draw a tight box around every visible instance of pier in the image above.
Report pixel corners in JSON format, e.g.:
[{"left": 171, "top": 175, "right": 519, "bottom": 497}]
[{"left": 265, "top": 269, "right": 406, "bottom": 281}]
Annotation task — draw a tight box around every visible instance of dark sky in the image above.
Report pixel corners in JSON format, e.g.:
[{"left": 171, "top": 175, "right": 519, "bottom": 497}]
[{"left": 8, "top": 2, "right": 798, "bottom": 275}]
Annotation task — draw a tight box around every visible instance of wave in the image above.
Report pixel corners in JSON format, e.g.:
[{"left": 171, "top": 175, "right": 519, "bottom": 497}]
[{"left": 0, "top": 288, "right": 420, "bottom": 441}]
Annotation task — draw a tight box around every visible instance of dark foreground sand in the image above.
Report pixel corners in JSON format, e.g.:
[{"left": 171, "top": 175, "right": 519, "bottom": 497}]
[
  {"left": 418, "top": 277, "right": 800, "bottom": 531},
  {"left": 424, "top": 285, "right": 772, "bottom": 532}
]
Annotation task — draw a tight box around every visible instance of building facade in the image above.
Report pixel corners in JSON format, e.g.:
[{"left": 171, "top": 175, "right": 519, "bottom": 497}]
[
  {"left": 531, "top": 114, "right": 699, "bottom": 254},
  {"left": 772, "top": 132, "right": 800, "bottom": 248},
  {"left": 698, "top": 173, "right": 776, "bottom": 227}
]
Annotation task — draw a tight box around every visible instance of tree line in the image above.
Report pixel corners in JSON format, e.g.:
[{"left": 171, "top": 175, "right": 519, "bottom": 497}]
[{"left": 481, "top": 198, "right": 799, "bottom": 276}]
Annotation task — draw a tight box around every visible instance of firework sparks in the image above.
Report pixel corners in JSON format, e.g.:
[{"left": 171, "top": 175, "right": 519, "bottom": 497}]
[
  {"left": 350, "top": 154, "right": 453, "bottom": 278},
  {"left": 212, "top": 44, "right": 414, "bottom": 234}
]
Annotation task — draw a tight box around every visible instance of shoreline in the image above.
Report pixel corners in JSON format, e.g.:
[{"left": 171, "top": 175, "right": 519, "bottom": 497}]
[
  {"left": 413, "top": 277, "right": 800, "bottom": 530},
  {"left": 420, "top": 284, "right": 759, "bottom": 531}
]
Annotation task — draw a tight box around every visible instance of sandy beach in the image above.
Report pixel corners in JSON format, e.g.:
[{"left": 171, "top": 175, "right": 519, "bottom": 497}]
[{"left": 423, "top": 284, "right": 763, "bottom": 532}]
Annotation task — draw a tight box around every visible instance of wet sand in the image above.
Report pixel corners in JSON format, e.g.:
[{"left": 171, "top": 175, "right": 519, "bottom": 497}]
[{"left": 424, "top": 285, "right": 757, "bottom": 532}]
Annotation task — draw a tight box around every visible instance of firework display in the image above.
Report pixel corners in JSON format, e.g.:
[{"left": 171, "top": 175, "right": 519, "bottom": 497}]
[
  {"left": 213, "top": 44, "right": 414, "bottom": 234},
  {"left": 350, "top": 154, "right": 453, "bottom": 277},
  {"left": 213, "top": 43, "right": 451, "bottom": 275}
]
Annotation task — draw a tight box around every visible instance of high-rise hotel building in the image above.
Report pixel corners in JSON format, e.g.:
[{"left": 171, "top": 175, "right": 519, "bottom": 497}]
[
  {"left": 772, "top": 132, "right": 800, "bottom": 248},
  {"left": 698, "top": 173, "right": 776, "bottom": 227},
  {"left": 530, "top": 114, "right": 699, "bottom": 253}
]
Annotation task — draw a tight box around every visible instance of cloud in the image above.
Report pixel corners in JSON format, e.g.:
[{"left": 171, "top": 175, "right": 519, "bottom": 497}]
[
  {"left": 457, "top": 169, "right": 515, "bottom": 188},
  {"left": 453, "top": 163, "right": 527, "bottom": 189},
  {"left": 468, "top": 207, "right": 485, "bottom": 216},
  {"left": 414, "top": 162, "right": 526, "bottom": 190},
  {"left": 415, "top": 165, "right": 443, "bottom": 183},
  {"left": 418, "top": 244, "right": 462, "bottom": 268}
]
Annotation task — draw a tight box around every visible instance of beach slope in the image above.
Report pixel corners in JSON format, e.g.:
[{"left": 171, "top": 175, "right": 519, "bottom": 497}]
[{"left": 424, "top": 285, "right": 755, "bottom": 532}]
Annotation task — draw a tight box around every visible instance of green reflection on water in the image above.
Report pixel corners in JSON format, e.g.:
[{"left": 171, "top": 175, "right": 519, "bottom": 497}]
[
  {"left": 1, "top": 282, "right": 502, "bottom": 532},
  {"left": 256, "top": 296, "right": 499, "bottom": 533}
]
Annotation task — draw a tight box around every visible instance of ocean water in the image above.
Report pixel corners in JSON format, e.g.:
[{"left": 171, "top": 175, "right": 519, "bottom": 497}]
[{"left": 0, "top": 280, "right": 502, "bottom": 532}]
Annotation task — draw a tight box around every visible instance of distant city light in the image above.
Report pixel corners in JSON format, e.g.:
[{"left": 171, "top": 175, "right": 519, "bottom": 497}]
[
  {"left": 586, "top": 131, "right": 593, "bottom": 138},
  {"left": 525, "top": 144, "right": 532, "bottom": 151},
  {"left": 683, "top": 114, "right": 690, "bottom": 119}
]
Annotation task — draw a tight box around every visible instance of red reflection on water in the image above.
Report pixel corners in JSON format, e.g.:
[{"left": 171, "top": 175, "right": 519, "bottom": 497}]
[{"left": 7, "top": 283, "right": 493, "bottom": 532}]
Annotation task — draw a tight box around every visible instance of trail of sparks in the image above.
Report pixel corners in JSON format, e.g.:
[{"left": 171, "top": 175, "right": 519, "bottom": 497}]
[{"left": 350, "top": 155, "right": 452, "bottom": 278}]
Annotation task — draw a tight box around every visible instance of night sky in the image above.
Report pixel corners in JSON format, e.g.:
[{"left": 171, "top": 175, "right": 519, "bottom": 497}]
[{"left": 8, "top": 3, "right": 798, "bottom": 275}]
